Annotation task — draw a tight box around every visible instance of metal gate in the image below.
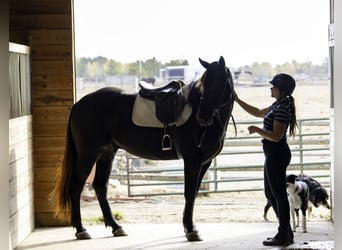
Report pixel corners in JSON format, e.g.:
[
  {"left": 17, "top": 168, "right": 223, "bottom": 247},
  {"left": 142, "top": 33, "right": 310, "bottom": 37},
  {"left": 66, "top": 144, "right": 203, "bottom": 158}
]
[{"left": 110, "top": 117, "right": 331, "bottom": 197}]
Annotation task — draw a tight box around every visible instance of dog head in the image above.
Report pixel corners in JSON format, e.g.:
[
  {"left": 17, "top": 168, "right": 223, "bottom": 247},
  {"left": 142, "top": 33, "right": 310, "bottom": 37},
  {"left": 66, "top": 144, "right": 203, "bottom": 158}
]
[
  {"left": 286, "top": 174, "right": 297, "bottom": 184},
  {"left": 310, "top": 188, "right": 331, "bottom": 209}
]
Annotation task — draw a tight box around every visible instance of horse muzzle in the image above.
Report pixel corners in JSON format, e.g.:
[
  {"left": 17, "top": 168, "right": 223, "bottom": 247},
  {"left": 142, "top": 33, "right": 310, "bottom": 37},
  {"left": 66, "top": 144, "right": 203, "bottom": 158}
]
[{"left": 196, "top": 113, "right": 214, "bottom": 126}]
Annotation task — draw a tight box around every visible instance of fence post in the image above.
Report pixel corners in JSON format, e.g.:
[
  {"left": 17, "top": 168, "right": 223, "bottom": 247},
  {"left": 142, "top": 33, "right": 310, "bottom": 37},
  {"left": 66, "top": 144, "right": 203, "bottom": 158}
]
[
  {"left": 213, "top": 157, "right": 218, "bottom": 192},
  {"left": 298, "top": 120, "right": 304, "bottom": 174},
  {"left": 125, "top": 152, "right": 132, "bottom": 197}
]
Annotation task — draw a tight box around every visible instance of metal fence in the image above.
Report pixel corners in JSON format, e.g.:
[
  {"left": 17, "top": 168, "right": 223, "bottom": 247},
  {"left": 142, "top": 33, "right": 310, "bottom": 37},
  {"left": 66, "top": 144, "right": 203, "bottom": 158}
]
[{"left": 110, "top": 117, "right": 331, "bottom": 197}]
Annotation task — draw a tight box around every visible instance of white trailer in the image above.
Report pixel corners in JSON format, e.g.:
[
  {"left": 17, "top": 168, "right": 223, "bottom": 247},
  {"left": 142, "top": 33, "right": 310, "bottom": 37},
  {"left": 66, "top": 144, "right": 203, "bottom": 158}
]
[{"left": 160, "top": 65, "right": 205, "bottom": 84}]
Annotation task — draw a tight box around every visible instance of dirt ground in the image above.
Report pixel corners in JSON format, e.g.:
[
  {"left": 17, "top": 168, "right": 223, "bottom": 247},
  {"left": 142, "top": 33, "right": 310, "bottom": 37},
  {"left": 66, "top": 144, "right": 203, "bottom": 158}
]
[
  {"left": 80, "top": 188, "right": 332, "bottom": 225},
  {"left": 80, "top": 82, "right": 332, "bottom": 226}
]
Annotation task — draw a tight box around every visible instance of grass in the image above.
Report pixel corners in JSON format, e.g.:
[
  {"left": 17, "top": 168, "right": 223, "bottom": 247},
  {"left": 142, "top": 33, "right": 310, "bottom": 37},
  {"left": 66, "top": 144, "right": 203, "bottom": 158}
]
[{"left": 84, "top": 211, "right": 124, "bottom": 225}]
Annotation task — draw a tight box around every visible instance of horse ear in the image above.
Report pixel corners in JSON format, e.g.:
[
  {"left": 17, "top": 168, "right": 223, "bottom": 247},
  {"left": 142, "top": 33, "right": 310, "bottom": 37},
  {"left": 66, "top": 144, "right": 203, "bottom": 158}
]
[
  {"left": 219, "top": 56, "right": 225, "bottom": 68},
  {"left": 199, "top": 58, "right": 210, "bottom": 69}
]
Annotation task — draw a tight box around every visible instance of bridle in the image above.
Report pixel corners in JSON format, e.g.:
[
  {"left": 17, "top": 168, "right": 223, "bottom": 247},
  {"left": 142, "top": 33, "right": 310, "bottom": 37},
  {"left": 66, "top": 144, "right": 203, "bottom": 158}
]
[{"left": 196, "top": 70, "right": 236, "bottom": 148}]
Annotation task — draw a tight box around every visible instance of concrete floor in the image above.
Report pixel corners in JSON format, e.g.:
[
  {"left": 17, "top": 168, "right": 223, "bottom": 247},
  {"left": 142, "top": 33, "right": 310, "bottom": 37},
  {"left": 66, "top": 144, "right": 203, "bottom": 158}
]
[{"left": 16, "top": 221, "right": 333, "bottom": 250}]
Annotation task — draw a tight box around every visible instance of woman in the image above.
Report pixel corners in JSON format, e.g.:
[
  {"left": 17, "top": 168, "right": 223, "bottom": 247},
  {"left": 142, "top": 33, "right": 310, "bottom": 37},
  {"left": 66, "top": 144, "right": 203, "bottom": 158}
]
[{"left": 234, "top": 73, "right": 297, "bottom": 246}]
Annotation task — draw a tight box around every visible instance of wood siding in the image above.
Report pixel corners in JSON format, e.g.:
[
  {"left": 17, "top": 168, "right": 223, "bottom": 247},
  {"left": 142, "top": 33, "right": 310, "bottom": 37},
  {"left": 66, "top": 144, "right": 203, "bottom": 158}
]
[
  {"left": 10, "top": 0, "right": 74, "bottom": 228},
  {"left": 9, "top": 116, "right": 34, "bottom": 248}
]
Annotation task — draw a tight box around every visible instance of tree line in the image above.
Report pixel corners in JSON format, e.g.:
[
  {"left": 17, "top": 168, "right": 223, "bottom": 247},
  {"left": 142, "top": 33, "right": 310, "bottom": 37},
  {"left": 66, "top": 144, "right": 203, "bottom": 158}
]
[
  {"left": 76, "top": 56, "right": 329, "bottom": 81},
  {"left": 76, "top": 56, "right": 188, "bottom": 81}
]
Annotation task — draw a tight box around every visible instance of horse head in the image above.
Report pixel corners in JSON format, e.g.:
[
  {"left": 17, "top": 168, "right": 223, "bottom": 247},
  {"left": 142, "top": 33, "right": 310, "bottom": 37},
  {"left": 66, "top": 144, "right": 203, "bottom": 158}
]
[{"left": 196, "top": 56, "right": 234, "bottom": 127}]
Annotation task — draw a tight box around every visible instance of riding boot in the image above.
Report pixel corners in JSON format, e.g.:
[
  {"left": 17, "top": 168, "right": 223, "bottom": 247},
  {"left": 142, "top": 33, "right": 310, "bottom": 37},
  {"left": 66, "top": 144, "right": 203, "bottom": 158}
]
[
  {"left": 263, "top": 226, "right": 293, "bottom": 246},
  {"left": 288, "top": 224, "right": 294, "bottom": 242}
]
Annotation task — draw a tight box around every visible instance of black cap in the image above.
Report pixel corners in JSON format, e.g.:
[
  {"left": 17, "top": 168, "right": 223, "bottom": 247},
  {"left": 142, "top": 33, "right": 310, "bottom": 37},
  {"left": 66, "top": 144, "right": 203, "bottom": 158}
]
[{"left": 269, "top": 73, "right": 296, "bottom": 95}]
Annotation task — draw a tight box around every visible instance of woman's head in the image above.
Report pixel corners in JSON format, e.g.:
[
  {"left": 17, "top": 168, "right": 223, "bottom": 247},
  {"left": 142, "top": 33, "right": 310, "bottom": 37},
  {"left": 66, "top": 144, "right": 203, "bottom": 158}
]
[
  {"left": 270, "top": 73, "right": 297, "bottom": 137},
  {"left": 269, "top": 73, "right": 296, "bottom": 97}
]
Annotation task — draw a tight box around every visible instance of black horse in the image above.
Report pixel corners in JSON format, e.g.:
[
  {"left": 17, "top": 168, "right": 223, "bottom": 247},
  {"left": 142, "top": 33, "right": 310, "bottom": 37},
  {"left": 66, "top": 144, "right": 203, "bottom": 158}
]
[{"left": 52, "top": 56, "right": 234, "bottom": 241}]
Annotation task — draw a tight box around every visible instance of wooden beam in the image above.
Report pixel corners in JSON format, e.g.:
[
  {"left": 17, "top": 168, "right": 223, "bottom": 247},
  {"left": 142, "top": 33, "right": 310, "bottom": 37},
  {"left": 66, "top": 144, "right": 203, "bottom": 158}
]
[
  {"left": 31, "top": 30, "right": 72, "bottom": 45},
  {"left": 10, "top": 14, "right": 72, "bottom": 30},
  {"left": 32, "top": 75, "right": 73, "bottom": 91},
  {"left": 31, "top": 45, "right": 72, "bottom": 60},
  {"left": 10, "top": 0, "right": 71, "bottom": 15},
  {"left": 31, "top": 60, "right": 73, "bottom": 75},
  {"left": 33, "top": 106, "right": 71, "bottom": 121}
]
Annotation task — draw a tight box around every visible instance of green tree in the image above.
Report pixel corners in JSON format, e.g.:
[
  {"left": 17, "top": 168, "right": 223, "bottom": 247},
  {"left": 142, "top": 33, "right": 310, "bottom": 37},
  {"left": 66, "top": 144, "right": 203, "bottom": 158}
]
[
  {"left": 76, "top": 57, "right": 90, "bottom": 78},
  {"left": 126, "top": 61, "right": 140, "bottom": 75},
  {"left": 103, "top": 59, "right": 124, "bottom": 75},
  {"left": 87, "top": 61, "right": 104, "bottom": 81},
  {"left": 143, "top": 57, "right": 162, "bottom": 77},
  {"left": 164, "top": 59, "right": 189, "bottom": 66}
]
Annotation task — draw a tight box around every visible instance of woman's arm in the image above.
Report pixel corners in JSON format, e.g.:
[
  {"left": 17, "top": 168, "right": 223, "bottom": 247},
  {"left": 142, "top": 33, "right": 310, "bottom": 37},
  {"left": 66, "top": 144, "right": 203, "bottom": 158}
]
[
  {"left": 248, "top": 120, "right": 287, "bottom": 142},
  {"left": 234, "top": 91, "right": 269, "bottom": 118}
]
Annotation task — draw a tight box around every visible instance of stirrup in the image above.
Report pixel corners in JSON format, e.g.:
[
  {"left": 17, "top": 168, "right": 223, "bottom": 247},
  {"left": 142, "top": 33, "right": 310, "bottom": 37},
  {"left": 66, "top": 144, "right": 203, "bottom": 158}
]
[{"left": 162, "top": 134, "right": 172, "bottom": 151}]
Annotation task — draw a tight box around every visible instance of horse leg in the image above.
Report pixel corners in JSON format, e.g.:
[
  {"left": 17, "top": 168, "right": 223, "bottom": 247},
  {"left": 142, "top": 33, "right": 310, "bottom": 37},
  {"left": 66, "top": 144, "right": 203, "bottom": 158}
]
[
  {"left": 70, "top": 156, "right": 95, "bottom": 239},
  {"left": 195, "top": 161, "right": 212, "bottom": 194},
  {"left": 92, "top": 150, "right": 127, "bottom": 237},
  {"left": 182, "top": 158, "right": 210, "bottom": 241}
]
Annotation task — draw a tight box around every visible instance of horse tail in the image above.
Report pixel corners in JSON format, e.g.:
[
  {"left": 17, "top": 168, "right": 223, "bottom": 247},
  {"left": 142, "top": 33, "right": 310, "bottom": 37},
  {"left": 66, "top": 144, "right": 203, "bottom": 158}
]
[{"left": 50, "top": 109, "right": 76, "bottom": 222}]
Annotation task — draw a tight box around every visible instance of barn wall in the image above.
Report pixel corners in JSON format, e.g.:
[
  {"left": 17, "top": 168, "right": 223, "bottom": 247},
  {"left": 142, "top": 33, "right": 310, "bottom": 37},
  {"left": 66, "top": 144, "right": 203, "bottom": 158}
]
[
  {"left": 9, "top": 116, "right": 34, "bottom": 248},
  {"left": 10, "top": 0, "right": 74, "bottom": 227}
]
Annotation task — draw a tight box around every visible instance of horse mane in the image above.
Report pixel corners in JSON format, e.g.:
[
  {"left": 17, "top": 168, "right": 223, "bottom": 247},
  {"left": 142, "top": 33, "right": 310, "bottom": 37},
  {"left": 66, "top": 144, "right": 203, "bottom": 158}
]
[{"left": 195, "top": 71, "right": 206, "bottom": 93}]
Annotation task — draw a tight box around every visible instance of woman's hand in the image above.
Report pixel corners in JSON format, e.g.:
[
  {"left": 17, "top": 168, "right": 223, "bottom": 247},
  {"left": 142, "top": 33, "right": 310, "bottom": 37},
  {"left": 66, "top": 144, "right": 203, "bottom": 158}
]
[{"left": 248, "top": 125, "right": 258, "bottom": 134}]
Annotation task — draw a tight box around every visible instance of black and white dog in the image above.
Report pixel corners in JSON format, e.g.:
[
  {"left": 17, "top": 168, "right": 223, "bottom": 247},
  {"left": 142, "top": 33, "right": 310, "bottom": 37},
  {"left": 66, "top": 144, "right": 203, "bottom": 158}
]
[
  {"left": 296, "top": 174, "right": 331, "bottom": 217},
  {"left": 286, "top": 174, "right": 310, "bottom": 232},
  {"left": 263, "top": 174, "right": 331, "bottom": 221}
]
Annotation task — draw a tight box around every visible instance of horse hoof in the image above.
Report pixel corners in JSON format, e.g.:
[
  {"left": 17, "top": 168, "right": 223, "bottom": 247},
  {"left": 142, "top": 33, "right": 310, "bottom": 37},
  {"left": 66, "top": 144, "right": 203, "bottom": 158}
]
[
  {"left": 75, "top": 230, "right": 92, "bottom": 240},
  {"left": 186, "top": 231, "right": 203, "bottom": 241},
  {"left": 113, "top": 228, "right": 128, "bottom": 237}
]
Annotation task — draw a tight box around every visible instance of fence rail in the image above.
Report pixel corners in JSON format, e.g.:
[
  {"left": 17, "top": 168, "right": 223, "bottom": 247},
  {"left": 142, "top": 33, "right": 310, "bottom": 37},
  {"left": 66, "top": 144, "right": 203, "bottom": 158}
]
[{"left": 110, "top": 117, "right": 331, "bottom": 197}]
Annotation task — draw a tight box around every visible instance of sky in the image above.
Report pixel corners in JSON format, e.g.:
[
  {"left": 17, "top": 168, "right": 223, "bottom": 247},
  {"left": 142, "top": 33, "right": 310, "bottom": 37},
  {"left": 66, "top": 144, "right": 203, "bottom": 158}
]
[{"left": 74, "top": 0, "right": 330, "bottom": 67}]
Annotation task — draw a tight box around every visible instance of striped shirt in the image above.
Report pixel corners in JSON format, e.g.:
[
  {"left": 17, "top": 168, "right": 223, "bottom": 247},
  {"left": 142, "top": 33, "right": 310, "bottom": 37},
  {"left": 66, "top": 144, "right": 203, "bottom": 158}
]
[{"left": 263, "top": 97, "right": 292, "bottom": 141}]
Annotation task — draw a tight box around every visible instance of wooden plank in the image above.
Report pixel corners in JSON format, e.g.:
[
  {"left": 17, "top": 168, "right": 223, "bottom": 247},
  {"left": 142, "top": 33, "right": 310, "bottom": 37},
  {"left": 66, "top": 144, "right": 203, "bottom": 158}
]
[
  {"left": 33, "top": 120, "right": 68, "bottom": 137},
  {"left": 31, "top": 59, "right": 73, "bottom": 75},
  {"left": 9, "top": 172, "right": 33, "bottom": 200},
  {"left": 9, "top": 202, "right": 34, "bottom": 247},
  {"left": 10, "top": 14, "right": 72, "bottom": 30},
  {"left": 10, "top": 1, "right": 71, "bottom": 15},
  {"left": 9, "top": 186, "right": 34, "bottom": 216},
  {"left": 35, "top": 212, "right": 69, "bottom": 226},
  {"left": 31, "top": 45, "right": 72, "bottom": 60},
  {"left": 35, "top": 167, "right": 59, "bottom": 183},
  {"left": 9, "top": 116, "right": 33, "bottom": 146},
  {"left": 34, "top": 137, "right": 66, "bottom": 153},
  {"left": 12, "top": 0, "right": 70, "bottom": 3},
  {"left": 34, "top": 198, "right": 56, "bottom": 213},
  {"left": 33, "top": 106, "right": 71, "bottom": 121},
  {"left": 9, "top": 30, "right": 31, "bottom": 45},
  {"left": 30, "top": 30, "right": 72, "bottom": 45},
  {"left": 32, "top": 75, "right": 73, "bottom": 91},
  {"left": 34, "top": 153, "right": 64, "bottom": 168},
  {"left": 34, "top": 182, "right": 57, "bottom": 197},
  {"left": 9, "top": 140, "right": 33, "bottom": 164},
  {"left": 9, "top": 155, "right": 33, "bottom": 182},
  {"left": 32, "top": 90, "right": 74, "bottom": 106}
]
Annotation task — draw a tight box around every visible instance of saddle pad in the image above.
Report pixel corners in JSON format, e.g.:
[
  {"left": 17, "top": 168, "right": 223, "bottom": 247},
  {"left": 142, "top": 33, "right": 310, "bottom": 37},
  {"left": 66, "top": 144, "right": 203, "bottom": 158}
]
[{"left": 132, "top": 97, "right": 192, "bottom": 128}]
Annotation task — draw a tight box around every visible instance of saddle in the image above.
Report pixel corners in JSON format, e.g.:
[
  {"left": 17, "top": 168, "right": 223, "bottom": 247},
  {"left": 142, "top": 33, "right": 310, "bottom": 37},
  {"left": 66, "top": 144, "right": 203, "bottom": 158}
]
[
  {"left": 138, "top": 80, "right": 187, "bottom": 151},
  {"left": 139, "top": 80, "right": 186, "bottom": 124}
]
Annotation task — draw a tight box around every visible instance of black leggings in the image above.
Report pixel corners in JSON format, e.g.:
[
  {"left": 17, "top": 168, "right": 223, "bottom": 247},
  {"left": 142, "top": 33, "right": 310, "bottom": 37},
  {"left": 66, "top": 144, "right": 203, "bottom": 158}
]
[{"left": 263, "top": 139, "right": 291, "bottom": 234}]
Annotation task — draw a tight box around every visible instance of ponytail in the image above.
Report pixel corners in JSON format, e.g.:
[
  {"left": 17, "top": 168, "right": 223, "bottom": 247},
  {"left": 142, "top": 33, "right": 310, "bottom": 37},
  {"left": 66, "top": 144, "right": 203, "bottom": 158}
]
[{"left": 288, "top": 95, "right": 297, "bottom": 138}]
